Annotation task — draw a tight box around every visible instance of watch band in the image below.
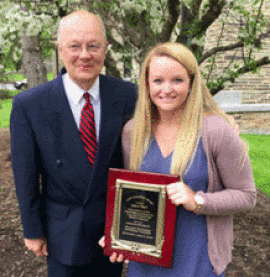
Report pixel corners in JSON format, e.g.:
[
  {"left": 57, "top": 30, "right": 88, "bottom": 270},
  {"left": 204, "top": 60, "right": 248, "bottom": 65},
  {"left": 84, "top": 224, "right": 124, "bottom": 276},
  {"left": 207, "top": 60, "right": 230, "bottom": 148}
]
[
  {"left": 193, "top": 202, "right": 203, "bottom": 214},
  {"left": 193, "top": 193, "right": 204, "bottom": 214}
]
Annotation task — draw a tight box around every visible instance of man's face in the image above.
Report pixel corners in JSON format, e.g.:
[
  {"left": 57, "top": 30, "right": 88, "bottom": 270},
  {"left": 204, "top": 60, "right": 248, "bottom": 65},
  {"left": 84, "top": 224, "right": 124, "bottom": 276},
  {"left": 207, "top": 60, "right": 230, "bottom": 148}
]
[{"left": 58, "top": 14, "right": 108, "bottom": 90}]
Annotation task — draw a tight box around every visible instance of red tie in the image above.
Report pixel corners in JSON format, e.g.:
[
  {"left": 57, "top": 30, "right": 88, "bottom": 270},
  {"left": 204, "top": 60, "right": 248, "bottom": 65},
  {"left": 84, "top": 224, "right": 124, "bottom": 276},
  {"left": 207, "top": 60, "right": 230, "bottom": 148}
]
[{"left": 79, "top": 93, "right": 97, "bottom": 167}]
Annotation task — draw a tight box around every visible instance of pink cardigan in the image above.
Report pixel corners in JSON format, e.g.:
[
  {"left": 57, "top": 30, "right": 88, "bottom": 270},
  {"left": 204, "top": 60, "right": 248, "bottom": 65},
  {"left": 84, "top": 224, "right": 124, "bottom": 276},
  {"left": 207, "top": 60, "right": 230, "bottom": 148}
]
[{"left": 122, "top": 115, "right": 256, "bottom": 275}]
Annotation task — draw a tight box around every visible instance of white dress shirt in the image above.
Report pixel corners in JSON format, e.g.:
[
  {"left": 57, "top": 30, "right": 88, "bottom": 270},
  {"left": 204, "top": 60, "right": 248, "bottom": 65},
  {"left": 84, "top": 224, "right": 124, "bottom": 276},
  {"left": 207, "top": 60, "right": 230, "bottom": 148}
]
[{"left": 62, "top": 73, "right": 101, "bottom": 140}]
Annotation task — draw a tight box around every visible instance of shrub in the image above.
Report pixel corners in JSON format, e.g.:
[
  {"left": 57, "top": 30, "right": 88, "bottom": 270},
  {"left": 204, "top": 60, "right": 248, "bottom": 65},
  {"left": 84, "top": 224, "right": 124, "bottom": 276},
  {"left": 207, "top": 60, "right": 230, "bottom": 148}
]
[{"left": 0, "top": 89, "right": 12, "bottom": 101}]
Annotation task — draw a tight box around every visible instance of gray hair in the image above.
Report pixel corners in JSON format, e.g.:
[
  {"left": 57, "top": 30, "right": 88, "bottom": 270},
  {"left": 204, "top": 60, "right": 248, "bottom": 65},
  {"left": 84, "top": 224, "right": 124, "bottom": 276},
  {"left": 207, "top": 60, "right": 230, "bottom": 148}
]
[{"left": 57, "top": 12, "right": 107, "bottom": 43}]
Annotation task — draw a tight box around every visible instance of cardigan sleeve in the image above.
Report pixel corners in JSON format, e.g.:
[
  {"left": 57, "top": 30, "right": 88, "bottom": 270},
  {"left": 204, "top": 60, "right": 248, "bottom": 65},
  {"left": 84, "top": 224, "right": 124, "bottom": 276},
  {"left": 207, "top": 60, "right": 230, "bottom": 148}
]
[{"left": 199, "top": 116, "right": 256, "bottom": 215}]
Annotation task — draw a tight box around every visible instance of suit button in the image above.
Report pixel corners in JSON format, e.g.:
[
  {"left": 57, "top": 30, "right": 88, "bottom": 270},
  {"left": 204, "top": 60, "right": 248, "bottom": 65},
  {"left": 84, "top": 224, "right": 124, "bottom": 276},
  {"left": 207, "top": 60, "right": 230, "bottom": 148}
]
[{"left": 56, "top": 160, "right": 62, "bottom": 167}]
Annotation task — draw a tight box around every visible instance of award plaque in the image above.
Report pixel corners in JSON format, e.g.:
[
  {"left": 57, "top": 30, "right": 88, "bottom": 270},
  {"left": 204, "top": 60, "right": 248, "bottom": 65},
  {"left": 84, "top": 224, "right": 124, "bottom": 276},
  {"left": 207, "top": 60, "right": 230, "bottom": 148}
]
[{"left": 104, "top": 168, "right": 179, "bottom": 268}]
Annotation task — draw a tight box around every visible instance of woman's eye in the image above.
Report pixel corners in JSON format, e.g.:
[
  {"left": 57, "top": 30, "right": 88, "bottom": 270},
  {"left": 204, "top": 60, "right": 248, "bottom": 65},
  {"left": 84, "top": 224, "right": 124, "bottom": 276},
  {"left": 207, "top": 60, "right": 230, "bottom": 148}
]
[
  {"left": 174, "top": 78, "right": 183, "bottom": 83},
  {"left": 154, "top": 79, "right": 162, "bottom": 84}
]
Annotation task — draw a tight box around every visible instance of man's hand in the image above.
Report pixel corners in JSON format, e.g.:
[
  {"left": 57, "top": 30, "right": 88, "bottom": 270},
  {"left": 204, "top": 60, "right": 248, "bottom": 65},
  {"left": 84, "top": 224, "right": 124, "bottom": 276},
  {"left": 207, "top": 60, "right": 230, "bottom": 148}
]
[
  {"left": 99, "top": 236, "right": 127, "bottom": 264},
  {"left": 24, "top": 237, "right": 48, "bottom": 257}
]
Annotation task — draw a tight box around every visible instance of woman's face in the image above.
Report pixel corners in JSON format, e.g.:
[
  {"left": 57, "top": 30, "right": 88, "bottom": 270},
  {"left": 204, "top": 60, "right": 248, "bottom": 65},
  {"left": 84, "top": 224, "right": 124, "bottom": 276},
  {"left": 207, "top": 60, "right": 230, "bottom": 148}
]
[{"left": 148, "top": 55, "right": 191, "bottom": 116}]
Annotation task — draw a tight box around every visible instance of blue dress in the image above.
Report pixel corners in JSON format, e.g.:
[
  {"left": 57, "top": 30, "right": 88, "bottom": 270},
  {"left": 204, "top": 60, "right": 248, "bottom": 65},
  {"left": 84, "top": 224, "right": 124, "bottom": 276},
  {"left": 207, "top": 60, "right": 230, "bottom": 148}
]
[{"left": 127, "top": 137, "right": 225, "bottom": 277}]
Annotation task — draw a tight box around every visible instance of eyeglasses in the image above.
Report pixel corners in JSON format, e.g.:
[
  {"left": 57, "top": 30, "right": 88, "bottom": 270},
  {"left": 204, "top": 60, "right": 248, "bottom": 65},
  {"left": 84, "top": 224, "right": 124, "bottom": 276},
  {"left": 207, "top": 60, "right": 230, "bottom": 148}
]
[{"left": 63, "top": 43, "right": 106, "bottom": 54}]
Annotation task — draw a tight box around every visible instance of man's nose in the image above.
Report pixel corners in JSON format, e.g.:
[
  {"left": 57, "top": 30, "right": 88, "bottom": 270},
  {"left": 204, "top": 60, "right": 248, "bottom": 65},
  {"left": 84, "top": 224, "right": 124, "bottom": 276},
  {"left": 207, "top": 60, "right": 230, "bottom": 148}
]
[{"left": 79, "top": 46, "right": 93, "bottom": 58}]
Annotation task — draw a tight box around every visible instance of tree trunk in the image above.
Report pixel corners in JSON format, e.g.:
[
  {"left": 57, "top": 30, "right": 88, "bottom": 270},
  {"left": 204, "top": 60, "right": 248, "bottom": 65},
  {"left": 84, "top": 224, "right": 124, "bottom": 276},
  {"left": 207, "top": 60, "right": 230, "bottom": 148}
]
[{"left": 21, "top": 35, "right": 47, "bottom": 89}]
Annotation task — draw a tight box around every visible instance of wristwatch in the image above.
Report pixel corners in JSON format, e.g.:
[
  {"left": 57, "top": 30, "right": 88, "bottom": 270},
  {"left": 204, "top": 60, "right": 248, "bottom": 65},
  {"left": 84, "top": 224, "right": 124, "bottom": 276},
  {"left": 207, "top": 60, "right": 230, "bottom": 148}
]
[{"left": 193, "top": 193, "right": 204, "bottom": 214}]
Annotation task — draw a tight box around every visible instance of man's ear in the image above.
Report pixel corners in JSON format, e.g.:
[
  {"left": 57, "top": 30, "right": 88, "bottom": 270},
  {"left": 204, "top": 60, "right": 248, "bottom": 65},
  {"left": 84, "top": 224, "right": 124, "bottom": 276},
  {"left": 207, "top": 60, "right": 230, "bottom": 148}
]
[
  {"left": 57, "top": 42, "right": 61, "bottom": 52},
  {"left": 104, "top": 41, "right": 109, "bottom": 52},
  {"left": 57, "top": 42, "right": 64, "bottom": 60}
]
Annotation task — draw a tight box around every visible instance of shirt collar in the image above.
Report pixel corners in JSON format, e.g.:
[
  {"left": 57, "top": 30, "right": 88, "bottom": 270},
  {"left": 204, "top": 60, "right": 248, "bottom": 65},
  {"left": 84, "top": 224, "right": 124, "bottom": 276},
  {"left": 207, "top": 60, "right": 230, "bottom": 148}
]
[{"left": 64, "top": 73, "right": 100, "bottom": 105}]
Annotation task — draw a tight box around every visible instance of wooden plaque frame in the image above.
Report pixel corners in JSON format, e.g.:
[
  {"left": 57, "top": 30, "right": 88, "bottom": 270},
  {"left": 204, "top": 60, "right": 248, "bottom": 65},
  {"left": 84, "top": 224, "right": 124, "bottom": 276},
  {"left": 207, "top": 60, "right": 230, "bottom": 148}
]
[{"left": 104, "top": 168, "right": 179, "bottom": 268}]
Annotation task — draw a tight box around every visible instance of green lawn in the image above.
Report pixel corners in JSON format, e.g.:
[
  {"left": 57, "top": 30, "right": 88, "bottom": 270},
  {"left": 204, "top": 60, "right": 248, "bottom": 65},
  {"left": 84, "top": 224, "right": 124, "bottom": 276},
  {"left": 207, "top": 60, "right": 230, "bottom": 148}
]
[
  {"left": 47, "top": 72, "right": 54, "bottom": 81},
  {"left": 0, "top": 99, "right": 12, "bottom": 128},
  {"left": 2, "top": 72, "right": 54, "bottom": 82},
  {"left": 2, "top": 73, "right": 26, "bottom": 82},
  {"left": 241, "top": 134, "right": 270, "bottom": 197}
]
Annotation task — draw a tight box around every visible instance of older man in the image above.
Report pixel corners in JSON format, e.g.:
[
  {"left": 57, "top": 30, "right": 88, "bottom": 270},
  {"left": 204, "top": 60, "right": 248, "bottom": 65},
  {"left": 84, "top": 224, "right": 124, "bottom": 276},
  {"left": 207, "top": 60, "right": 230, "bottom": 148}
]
[{"left": 10, "top": 10, "right": 137, "bottom": 277}]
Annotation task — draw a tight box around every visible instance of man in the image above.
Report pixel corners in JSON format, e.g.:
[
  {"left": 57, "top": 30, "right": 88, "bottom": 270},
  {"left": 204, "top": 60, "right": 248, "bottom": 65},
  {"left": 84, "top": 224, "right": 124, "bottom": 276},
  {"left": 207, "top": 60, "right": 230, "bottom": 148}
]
[{"left": 10, "top": 10, "right": 137, "bottom": 277}]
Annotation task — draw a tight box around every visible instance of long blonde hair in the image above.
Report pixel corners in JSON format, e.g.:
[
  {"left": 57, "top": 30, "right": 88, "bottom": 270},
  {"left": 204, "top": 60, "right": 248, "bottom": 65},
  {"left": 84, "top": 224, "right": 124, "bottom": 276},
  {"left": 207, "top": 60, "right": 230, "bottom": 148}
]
[{"left": 129, "top": 42, "right": 231, "bottom": 179}]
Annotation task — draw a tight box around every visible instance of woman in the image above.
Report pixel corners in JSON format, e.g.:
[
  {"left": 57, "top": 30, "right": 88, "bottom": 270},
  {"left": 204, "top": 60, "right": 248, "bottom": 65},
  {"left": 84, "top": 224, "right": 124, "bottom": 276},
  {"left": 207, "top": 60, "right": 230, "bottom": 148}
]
[{"left": 101, "top": 42, "right": 256, "bottom": 276}]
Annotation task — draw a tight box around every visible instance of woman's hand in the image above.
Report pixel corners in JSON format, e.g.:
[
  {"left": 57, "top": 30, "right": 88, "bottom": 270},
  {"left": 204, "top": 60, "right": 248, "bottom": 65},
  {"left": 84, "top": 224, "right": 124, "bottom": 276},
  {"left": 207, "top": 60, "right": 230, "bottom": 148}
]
[
  {"left": 167, "top": 182, "right": 197, "bottom": 212},
  {"left": 98, "top": 236, "right": 128, "bottom": 264}
]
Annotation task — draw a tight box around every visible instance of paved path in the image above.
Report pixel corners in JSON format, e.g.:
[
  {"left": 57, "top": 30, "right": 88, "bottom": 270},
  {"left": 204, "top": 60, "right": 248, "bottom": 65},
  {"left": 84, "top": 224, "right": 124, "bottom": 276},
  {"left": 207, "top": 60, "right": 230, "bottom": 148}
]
[
  {"left": 0, "top": 83, "right": 16, "bottom": 90},
  {"left": 240, "top": 129, "right": 270, "bottom": 135}
]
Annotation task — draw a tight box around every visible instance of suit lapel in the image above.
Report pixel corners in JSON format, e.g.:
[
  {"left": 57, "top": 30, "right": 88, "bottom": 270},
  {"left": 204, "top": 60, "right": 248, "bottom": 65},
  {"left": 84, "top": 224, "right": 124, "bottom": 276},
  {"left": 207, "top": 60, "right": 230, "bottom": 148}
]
[
  {"left": 95, "top": 75, "right": 122, "bottom": 165},
  {"left": 47, "top": 70, "right": 92, "bottom": 187},
  {"left": 46, "top": 72, "right": 125, "bottom": 203},
  {"left": 84, "top": 75, "right": 124, "bottom": 202}
]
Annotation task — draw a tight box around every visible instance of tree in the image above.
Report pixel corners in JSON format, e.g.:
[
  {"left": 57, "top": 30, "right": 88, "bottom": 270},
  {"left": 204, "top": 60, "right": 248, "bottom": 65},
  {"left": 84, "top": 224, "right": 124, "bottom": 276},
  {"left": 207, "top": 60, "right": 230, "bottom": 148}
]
[
  {"left": 0, "top": 0, "right": 91, "bottom": 87},
  {"left": 90, "top": 0, "right": 270, "bottom": 94},
  {"left": 1, "top": 0, "right": 269, "bottom": 94},
  {"left": 0, "top": 0, "right": 59, "bottom": 88},
  {"left": 1, "top": 1, "right": 47, "bottom": 88}
]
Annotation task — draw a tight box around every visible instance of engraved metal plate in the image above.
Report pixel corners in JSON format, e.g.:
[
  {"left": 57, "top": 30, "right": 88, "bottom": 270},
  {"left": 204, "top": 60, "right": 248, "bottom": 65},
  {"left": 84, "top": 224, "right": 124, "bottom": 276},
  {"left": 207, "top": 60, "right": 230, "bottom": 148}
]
[{"left": 111, "top": 179, "right": 166, "bottom": 257}]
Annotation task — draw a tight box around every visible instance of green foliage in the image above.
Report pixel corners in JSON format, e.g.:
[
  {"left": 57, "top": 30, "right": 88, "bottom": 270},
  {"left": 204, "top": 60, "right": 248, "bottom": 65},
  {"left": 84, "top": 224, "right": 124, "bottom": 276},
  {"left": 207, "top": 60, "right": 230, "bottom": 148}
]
[
  {"left": 0, "top": 90, "right": 13, "bottom": 101},
  {"left": 0, "top": 0, "right": 58, "bottom": 72},
  {"left": 0, "top": 72, "right": 8, "bottom": 83},
  {"left": 200, "top": 0, "right": 269, "bottom": 94},
  {"left": 125, "top": 8, "right": 141, "bottom": 27},
  {"left": 4, "top": 73, "right": 26, "bottom": 82}
]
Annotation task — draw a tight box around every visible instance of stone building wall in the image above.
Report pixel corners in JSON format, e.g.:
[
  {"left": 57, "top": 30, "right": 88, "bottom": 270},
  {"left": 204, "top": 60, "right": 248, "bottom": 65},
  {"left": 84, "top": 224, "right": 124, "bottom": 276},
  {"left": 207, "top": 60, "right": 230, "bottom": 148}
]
[
  {"left": 202, "top": 1, "right": 270, "bottom": 104},
  {"left": 232, "top": 112, "right": 270, "bottom": 134}
]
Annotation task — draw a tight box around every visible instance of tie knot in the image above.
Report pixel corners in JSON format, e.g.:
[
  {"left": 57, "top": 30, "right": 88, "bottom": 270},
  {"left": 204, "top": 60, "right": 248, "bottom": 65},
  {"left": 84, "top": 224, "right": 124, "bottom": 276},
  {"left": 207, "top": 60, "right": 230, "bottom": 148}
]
[{"left": 83, "top": 93, "right": 90, "bottom": 102}]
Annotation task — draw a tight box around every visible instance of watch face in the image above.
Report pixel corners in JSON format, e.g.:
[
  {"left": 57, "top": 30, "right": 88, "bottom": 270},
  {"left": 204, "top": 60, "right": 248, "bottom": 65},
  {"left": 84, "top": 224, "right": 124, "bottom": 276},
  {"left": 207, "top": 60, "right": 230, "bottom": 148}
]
[{"left": 195, "top": 195, "right": 204, "bottom": 205}]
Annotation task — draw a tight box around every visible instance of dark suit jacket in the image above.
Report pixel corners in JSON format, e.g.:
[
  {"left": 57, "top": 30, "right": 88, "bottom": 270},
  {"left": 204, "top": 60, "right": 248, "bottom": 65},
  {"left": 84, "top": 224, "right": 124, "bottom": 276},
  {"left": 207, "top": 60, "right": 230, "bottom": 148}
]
[{"left": 10, "top": 68, "right": 137, "bottom": 266}]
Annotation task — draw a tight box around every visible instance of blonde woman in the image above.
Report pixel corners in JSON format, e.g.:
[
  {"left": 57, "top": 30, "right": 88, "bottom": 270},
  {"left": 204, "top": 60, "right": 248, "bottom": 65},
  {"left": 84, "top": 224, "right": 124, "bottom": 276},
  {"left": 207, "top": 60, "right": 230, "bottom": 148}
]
[{"left": 101, "top": 42, "right": 256, "bottom": 277}]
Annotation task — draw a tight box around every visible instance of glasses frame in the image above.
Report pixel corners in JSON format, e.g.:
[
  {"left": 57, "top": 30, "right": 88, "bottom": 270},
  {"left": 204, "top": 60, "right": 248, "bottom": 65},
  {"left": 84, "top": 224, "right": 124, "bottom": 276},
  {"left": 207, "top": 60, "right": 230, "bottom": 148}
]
[{"left": 61, "top": 42, "right": 107, "bottom": 54}]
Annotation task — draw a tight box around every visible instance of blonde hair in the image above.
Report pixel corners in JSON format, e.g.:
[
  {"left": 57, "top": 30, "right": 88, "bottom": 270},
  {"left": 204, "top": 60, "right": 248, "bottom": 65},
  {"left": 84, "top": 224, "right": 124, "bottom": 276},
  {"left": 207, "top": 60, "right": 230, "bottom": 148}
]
[{"left": 129, "top": 42, "right": 231, "bottom": 179}]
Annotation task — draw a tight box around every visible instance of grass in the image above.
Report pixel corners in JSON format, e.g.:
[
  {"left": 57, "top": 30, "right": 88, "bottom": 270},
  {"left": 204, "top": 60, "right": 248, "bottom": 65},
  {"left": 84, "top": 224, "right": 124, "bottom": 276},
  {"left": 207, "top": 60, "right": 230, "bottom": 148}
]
[
  {"left": 47, "top": 72, "right": 54, "bottom": 81},
  {"left": 0, "top": 99, "right": 13, "bottom": 128},
  {"left": 1, "top": 73, "right": 26, "bottom": 82},
  {"left": 241, "top": 134, "right": 270, "bottom": 197},
  {"left": 2, "top": 72, "right": 54, "bottom": 82}
]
